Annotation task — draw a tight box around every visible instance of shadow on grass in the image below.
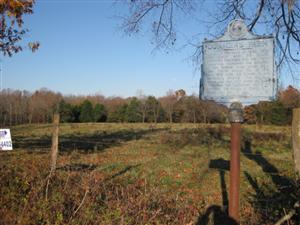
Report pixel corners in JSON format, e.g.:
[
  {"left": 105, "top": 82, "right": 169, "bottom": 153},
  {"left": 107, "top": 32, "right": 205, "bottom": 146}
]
[
  {"left": 196, "top": 158, "right": 238, "bottom": 225},
  {"left": 196, "top": 205, "right": 238, "bottom": 225},
  {"left": 198, "top": 139, "right": 300, "bottom": 225},
  {"left": 57, "top": 163, "right": 98, "bottom": 171},
  {"left": 242, "top": 140, "right": 291, "bottom": 187},
  {"left": 58, "top": 163, "right": 140, "bottom": 177},
  {"left": 242, "top": 140, "right": 299, "bottom": 224},
  {"left": 103, "top": 164, "right": 141, "bottom": 182},
  {"left": 13, "top": 128, "right": 167, "bottom": 153},
  {"left": 209, "top": 158, "right": 230, "bottom": 212}
]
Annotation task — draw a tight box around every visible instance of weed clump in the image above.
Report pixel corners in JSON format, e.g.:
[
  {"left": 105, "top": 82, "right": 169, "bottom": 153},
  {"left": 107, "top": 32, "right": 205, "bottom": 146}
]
[
  {"left": 242, "top": 130, "right": 288, "bottom": 148},
  {"left": 0, "top": 165, "right": 199, "bottom": 224}
]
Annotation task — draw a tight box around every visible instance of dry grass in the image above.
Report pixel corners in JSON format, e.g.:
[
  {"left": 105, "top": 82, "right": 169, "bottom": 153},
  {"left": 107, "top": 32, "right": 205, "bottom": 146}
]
[{"left": 0, "top": 123, "right": 298, "bottom": 224}]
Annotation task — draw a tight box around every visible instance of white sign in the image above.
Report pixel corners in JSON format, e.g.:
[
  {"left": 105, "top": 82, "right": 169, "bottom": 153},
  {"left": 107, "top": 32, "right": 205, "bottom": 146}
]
[
  {"left": 200, "top": 20, "right": 277, "bottom": 106},
  {"left": 0, "top": 129, "right": 13, "bottom": 150}
]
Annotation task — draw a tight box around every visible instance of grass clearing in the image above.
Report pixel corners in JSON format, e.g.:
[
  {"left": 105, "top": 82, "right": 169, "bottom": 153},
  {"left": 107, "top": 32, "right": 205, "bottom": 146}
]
[{"left": 1, "top": 123, "right": 299, "bottom": 224}]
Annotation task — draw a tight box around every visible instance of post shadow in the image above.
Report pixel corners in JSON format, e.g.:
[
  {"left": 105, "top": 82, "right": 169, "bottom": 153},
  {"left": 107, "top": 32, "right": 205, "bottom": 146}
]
[
  {"left": 242, "top": 140, "right": 292, "bottom": 188},
  {"left": 242, "top": 140, "right": 299, "bottom": 224},
  {"left": 196, "top": 158, "right": 238, "bottom": 225},
  {"left": 13, "top": 128, "right": 168, "bottom": 153},
  {"left": 220, "top": 170, "right": 229, "bottom": 213},
  {"left": 103, "top": 164, "right": 141, "bottom": 182},
  {"left": 196, "top": 205, "right": 238, "bottom": 225},
  {"left": 209, "top": 158, "right": 230, "bottom": 211},
  {"left": 57, "top": 163, "right": 97, "bottom": 171}
]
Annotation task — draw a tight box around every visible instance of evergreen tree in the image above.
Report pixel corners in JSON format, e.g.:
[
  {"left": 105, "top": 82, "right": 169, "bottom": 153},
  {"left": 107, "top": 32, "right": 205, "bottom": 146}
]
[
  {"left": 58, "top": 100, "right": 74, "bottom": 122},
  {"left": 108, "top": 104, "right": 128, "bottom": 122},
  {"left": 72, "top": 105, "right": 81, "bottom": 122},
  {"left": 269, "top": 101, "right": 291, "bottom": 125},
  {"left": 93, "top": 103, "right": 107, "bottom": 122},
  {"left": 79, "top": 100, "right": 94, "bottom": 122},
  {"left": 126, "top": 98, "right": 142, "bottom": 122},
  {"left": 146, "top": 96, "right": 164, "bottom": 123},
  {"left": 118, "top": 104, "right": 128, "bottom": 122}
]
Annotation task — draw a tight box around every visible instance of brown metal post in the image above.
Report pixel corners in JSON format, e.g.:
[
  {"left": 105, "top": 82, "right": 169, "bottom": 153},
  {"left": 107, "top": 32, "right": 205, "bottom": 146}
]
[
  {"left": 229, "top": 122, "right": 241, "bottom": 221},
  {"left": 228, "top": 102, "right": 243, "bottom": 222}
]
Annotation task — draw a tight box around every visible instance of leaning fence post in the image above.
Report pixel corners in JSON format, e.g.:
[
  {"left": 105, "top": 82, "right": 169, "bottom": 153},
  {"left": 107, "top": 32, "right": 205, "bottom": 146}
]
[
  {"left": 46, "top": 113, "right": 60, "bottom": 200},
  {"left": 50, "top": 113, "right": 60, "bottom": 173},
  {"left": 292, "top": 108, "right": 300, "bottom": 175}
]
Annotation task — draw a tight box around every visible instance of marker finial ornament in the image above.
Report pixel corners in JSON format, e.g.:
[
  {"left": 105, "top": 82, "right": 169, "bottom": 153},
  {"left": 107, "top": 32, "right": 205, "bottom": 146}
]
[{"left": 229, "top": 102, "right": 243, "bottom": 123}]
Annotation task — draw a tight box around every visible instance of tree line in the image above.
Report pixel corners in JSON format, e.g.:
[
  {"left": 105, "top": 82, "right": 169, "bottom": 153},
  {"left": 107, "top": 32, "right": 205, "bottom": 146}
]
[
  {"left": 244, "top": 85, "right": 300, "bottom": 125},
  {"left": 0, "top": 86, "right": 299, "bottom": 126}
]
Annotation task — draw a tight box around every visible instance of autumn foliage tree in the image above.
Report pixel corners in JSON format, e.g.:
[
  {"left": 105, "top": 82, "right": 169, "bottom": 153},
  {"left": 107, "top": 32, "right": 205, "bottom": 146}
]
[
  {"left": 28, "top": 89, "right": 61, "bottom": 124},
  {"left": 0, "top": 0, "right": 39, "bottom": 56},
  {"left": 279, "top": 85, "right": 300, "bottom": 109},
  {"left": 243, "top": 105, "right": 257, "bottom": 124}
]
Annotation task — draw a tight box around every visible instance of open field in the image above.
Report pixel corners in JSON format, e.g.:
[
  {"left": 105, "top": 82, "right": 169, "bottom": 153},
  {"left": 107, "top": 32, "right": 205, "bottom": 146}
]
[{"left": 0, "top": 123, "right": 299, "bottom": 225}]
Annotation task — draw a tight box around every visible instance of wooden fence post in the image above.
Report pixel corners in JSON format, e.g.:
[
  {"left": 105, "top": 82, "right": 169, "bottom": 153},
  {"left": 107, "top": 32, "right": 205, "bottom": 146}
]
[
  {"left": 50, "top": 113, "right": 60, "bottom": 173},
  {"left": 292, "top": 108, "right": 300, "bottom": 175}
]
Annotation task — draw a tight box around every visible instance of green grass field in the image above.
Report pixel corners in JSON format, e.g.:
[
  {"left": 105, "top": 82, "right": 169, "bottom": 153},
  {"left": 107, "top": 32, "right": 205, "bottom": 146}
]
[{"left": 0, "top": 123, "right": 298, "bottom": 224}]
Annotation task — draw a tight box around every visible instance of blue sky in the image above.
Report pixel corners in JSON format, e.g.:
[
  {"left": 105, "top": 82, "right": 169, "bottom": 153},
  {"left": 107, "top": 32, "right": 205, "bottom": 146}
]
[
  {"left": 2, "top": 0, "right": 201, "bottom": 97},
  {"left": 2, "top": 0, "right": 299, "bottom": 97}
]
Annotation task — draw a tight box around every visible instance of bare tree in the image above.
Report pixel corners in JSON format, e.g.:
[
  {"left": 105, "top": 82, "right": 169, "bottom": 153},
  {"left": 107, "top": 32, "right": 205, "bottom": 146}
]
[
  {"left": 119, "top": 0, "right": 300, "bottom": 71},
  {"left": 159, "top": 90, "right": 177, "bottom": 123},
  {"left": 136, "top": 89, "right": 148, "bottom": 123}
]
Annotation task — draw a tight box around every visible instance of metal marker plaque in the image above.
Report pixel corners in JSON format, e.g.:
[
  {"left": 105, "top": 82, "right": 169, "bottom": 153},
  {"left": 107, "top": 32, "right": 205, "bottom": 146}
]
[{"left": 200, "top": 20, "right": 277, "bottom": 105}]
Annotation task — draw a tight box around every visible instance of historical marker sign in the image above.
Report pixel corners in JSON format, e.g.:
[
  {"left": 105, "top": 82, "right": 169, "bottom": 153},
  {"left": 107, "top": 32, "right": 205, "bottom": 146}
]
[
  {"left": 200, "top": 20, "right": 277, "bottom": 105},
  {"left": 0, "top": 129, "right": 13, "bottom": 151}
]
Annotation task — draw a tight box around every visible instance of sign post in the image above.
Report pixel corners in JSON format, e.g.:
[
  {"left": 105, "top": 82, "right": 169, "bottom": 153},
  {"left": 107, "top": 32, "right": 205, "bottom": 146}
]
[
  {"left": 200, "top": 20, "right": 277, "bottom": 222},
  {"left": 228, "top": 102, "right": 243, "bottom": 221},
  {"left": 0, "top": 129, "right": 13, "bottom": 151}
]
